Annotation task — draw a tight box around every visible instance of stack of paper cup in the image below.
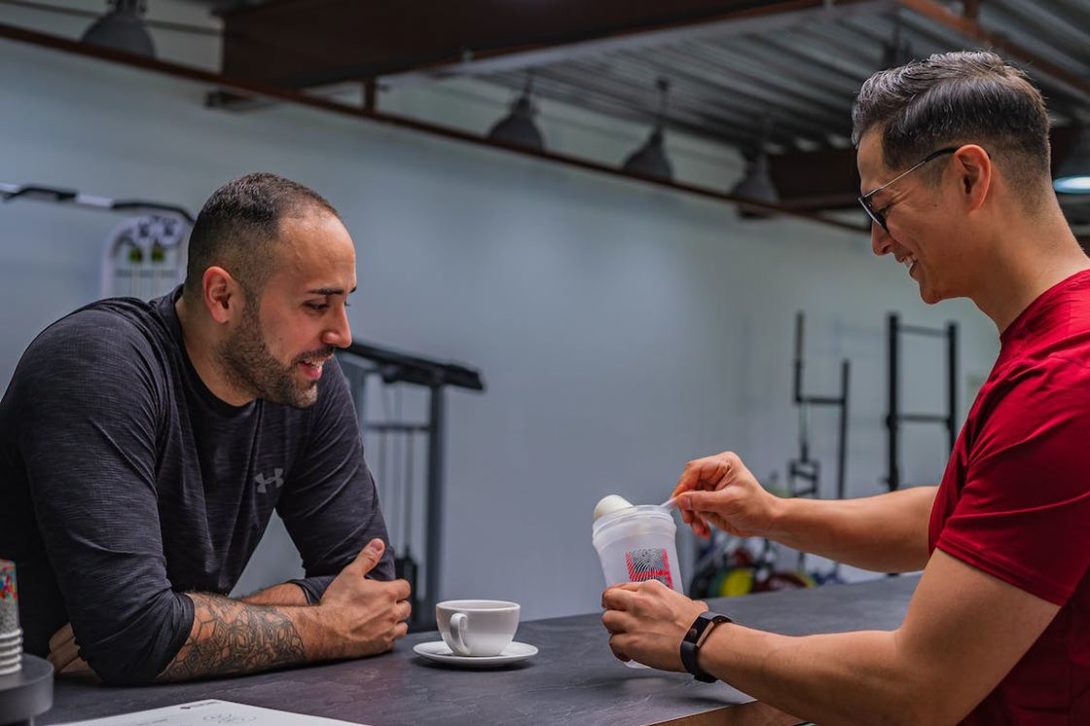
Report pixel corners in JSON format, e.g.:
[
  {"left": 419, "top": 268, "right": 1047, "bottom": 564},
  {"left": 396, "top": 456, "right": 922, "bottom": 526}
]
[{"left": 0, "top": 560, "right": 21, "bottom": 676}]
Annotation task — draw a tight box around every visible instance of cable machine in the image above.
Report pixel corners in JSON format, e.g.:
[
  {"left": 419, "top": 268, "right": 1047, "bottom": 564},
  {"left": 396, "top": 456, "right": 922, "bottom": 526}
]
[
  {"left": 2, "top": 182, "right": 195, "bottom": 299},
  {"left": 336, "top": 341, "right": 484, "bottom": 631},
  {"left": 885, "top": 313, "right": 958, "bottom": 491}
]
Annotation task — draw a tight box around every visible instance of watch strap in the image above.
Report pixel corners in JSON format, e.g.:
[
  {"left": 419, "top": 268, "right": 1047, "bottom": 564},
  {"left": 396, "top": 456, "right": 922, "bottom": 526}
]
[{"left": 680, "top": 611, "right": 731, "bottom": 682}]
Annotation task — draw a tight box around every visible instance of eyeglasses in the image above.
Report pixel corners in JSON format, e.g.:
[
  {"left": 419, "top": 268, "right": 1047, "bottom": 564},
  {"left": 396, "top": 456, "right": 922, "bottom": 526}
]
[{"left": 858, "top": 146, "right": 959, "bottom": 233}]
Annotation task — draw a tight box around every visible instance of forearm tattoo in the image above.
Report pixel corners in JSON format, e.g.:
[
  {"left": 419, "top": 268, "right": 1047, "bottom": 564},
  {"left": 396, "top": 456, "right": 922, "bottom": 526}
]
[{"left": 158, "top": 594, "right": 306, "bottom": 681}]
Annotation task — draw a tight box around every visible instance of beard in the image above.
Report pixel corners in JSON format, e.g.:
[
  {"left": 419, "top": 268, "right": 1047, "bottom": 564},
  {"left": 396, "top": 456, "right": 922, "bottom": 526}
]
[{"left": 218, "top": 300, "right": 332, "bottom": 409}]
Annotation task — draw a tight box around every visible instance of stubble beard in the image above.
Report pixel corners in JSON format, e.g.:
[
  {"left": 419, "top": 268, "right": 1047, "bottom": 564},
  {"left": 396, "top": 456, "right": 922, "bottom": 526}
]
[{"left": 218, "top": 300, "right": 322, "bottom": 409}]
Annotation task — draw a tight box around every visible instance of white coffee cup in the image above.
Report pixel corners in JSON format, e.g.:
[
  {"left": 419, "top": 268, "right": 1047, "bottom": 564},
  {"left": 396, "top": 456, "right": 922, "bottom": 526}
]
[{"left": 435, "top": 600, "right": 519, "bottom": 656}]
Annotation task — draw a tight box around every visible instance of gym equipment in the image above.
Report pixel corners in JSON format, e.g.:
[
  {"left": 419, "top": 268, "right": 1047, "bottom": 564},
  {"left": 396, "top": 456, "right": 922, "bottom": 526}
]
[
  {"left": 0, "top": 183, "right": 194, "bottom": 223},
  {"left": 885, "top": 313, "right": 958, "bottom": 491},
  {"left": 787, "top": 312, "right": 849, "bottom": 582},
  {"left": 101, "top": 214, "right": 188, "bottom": 299},
  {"left": 689, "top": 533, "right": 813, "bottom": 599},
  {"left": 788, "top": 311, "right": 849, "bottom": 501},
  {"left": 1, "top": 182, "right": 193, "bottom": 301},
  {"left": 337, "top": 341, "right": 484, "bottom": 632}
]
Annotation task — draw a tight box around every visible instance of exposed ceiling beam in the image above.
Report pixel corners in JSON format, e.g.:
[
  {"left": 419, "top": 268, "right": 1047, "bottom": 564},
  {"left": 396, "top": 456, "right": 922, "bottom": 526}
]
[
  {"left": 771, "top": 124, "right": 1085, "bottom": 212},
  {"left": 384, "top": 0, "right": 895, "bottom": 86},
  {"left": 221, "top": 0, "right": 890, "bottom": 88},
  {"left": 0, "top": 22, "right": 868, "bottom": 235},
  {"left": 896, "top": 0, "right": 1090, "bottom": 103}
]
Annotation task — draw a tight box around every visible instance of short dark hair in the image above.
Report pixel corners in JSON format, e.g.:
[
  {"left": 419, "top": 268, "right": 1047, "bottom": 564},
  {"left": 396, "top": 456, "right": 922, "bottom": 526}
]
[
  {"left": 183, "top": 173, "right": 339, "bottom": 299},
  {"left": 852, "top": 51, "right": 1051, "bottom": 197}
]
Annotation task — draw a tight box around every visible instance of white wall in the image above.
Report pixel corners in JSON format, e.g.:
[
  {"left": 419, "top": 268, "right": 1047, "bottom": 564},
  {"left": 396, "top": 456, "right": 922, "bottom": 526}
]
[{"left": 0, "top": 33, "right": 1000, "bottom": 620}]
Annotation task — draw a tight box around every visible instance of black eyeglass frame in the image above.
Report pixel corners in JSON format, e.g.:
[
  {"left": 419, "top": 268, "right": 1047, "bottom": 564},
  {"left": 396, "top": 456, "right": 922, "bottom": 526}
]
[{"left": 858, "top": 146, "right": 960, "bottom": 233}]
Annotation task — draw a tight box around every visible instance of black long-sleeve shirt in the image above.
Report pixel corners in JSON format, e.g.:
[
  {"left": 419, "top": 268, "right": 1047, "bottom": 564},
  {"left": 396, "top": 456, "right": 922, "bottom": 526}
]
[{"left": 0, "top": 288, "right": 393, "bottom": 684}]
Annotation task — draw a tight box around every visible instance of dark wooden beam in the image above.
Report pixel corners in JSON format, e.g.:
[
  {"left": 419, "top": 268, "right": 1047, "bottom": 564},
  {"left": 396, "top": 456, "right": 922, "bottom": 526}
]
[
  {"left": 0, "top": 21, "right": 867, "bottom": 235},
  {"left": 897, "top": 0, "right": 1090, "bottom": 102},
  {"left": 771, "top": 147, "right": 861, "bottom": 210},
  {"left": 220, "top": 0, "right": 878, "bottom": 88},
  {"left": 768, "top": 125, "right": 1084, "bottom": 212}
]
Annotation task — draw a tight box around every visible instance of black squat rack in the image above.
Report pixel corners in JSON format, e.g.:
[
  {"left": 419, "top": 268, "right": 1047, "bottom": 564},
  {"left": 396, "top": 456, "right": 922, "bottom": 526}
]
[
  {"left": 336, "top": 341, "right": 484, "bottom": 631},
  {"left": 885, "top": 313, "right": 958, "bottom": 491},
  {"left": 788, "top": 312, "right": 850, "bottom": 501}
]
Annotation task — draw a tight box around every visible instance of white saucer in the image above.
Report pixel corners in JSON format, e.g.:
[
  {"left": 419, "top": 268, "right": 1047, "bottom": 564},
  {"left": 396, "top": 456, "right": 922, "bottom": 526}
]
[{"left": 412, "top": 641, "right": 538, "bottom": 668}]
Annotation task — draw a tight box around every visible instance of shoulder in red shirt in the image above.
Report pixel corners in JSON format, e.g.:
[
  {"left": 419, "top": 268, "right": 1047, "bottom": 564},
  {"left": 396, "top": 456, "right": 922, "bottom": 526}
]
[{"left": 931, "top": 269, "right": 1090, "bottom": 723}]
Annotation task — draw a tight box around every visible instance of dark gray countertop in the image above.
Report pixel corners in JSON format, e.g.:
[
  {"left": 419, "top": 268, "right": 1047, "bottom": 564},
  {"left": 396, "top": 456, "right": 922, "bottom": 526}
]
[{"left": 41, "top": 575, "right": 918, "bottom": 726}]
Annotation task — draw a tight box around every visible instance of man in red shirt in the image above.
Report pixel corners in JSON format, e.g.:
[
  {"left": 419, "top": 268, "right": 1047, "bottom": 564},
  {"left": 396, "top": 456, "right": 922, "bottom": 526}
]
[{"left": 601, "top": 51, "right": 1090, "bottom": 723}]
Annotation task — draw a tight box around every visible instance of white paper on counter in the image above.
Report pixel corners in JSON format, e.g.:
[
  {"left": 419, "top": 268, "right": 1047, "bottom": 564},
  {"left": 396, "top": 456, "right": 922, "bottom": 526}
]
[{"left": 58, "top": 699, "right": 369, "bottom": 726}]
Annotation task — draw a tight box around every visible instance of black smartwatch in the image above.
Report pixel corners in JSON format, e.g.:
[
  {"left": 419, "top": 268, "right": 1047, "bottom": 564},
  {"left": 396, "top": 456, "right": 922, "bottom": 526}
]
[{"left": 680, "top": 611, "right": 731, "bottom": 682}]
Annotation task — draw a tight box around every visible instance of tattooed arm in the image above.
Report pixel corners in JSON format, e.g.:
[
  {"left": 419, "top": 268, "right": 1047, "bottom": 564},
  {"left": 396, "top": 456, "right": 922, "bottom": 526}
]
[
  {"left": 157, "top": 539, "right": 411, "bottom": 682},
  {"left": 240, "top": 582, "right": 310, "bottom": 606},
  {"left": 48, "top": 539, "right": 411, "bottom": 683},
  {"left": 156, "top": 594, "right": 309, "bottom": 681}
]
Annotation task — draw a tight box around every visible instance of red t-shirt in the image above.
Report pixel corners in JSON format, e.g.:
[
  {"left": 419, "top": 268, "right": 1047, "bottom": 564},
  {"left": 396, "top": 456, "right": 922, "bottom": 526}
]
[{"left": 931, "top": 269, "right": 1090, "bottom": 724}]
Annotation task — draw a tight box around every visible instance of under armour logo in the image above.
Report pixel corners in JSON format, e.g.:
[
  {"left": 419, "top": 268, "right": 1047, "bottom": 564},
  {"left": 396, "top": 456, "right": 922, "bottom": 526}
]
[{"left": 255, "top": 468, "right": 284, "bottom": 494}]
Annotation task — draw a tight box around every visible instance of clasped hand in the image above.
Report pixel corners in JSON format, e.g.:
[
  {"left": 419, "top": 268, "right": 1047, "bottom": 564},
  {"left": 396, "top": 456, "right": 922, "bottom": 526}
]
[{"left": 601, "top": 580, "right": 708, "bottom": 671}]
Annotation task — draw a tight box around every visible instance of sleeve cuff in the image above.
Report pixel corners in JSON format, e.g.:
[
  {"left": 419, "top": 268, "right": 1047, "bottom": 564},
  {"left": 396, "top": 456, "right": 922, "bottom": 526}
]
[{"left": 288, "top": 575, "right": 336, "bottom": 605}]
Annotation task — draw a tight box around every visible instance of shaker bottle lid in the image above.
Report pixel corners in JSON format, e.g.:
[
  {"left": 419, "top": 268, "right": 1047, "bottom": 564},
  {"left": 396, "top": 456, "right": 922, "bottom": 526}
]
[{"left": 593, "top": 494, "right": 633, "bottom": 521}]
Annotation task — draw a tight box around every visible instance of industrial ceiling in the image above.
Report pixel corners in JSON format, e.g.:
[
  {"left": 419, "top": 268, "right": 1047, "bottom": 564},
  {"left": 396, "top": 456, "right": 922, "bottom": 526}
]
[{"left": 3, "top": 0, "right": 1089, "bottom": 228}]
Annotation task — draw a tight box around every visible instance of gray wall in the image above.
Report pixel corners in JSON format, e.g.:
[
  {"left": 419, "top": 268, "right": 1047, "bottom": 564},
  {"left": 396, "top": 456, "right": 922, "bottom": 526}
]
[{"left": 0, "top": 34, "right": 1000, "bottom": 621}]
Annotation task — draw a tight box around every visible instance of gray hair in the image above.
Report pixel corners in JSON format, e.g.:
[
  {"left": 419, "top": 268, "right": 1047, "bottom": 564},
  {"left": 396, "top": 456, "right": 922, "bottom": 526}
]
[{"left": 852, "top": 51, "right": 1051, "bottom": 194}]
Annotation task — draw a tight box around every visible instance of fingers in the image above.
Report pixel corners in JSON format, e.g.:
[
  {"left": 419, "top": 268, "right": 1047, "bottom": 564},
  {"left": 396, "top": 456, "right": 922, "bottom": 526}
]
[
  {"left": 680, "top": 506, "right": 712, "bottom": 538},
  {"left": 601, "top": 609, "right": 630, "bottom": 635},
  {"left": 672, "top": 455, "right": 720, "bottom": 498},
  {"left": 671, "top": 460, "right": 703, "bottom": 499},
  {"left": 608, "top": 634, "right": 631, "bottom": 663},
  {"left": 60, "top": 656, "right": 93, "bottom": 676},
  {"left": 345, "top": 539, "right": 386, "bottom": 576},
  {"left": 678, "top": 489, "right": 722, "bottom": 514},
  {"left": 48, "top": 623, "right": 79, "bottom": 672},
  {"left": 48, "top": 623, "right": 74, "bottom": 653},
  {"left": 396, "top": 599, "right": 412, "bottom": 624},
  {"left": 601, "top": 585, "right": 639, "bottom": 611},
  {"left": 391, "top": 578, "right": 412, "bottom": 601},
  {"left": 672, "top": 451, "right": 744, "bottom": 514},
  {"left": 48, "top": 634, "right": 80, "bottom": 673}
]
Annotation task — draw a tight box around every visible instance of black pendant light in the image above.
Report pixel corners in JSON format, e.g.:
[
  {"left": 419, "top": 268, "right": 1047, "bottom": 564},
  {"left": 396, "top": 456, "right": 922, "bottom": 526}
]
[
  {"left": 487, "top": 74, "right": 545, "bottom": 151},
  {"left": 732, "top": 117, "right": 779, "bottom": 218},
  {"left": 81, "top": 0, "right": 156, "bottom": 59},
  {"left": 622, "top": 78, "right": 674, "bottom": 181}
]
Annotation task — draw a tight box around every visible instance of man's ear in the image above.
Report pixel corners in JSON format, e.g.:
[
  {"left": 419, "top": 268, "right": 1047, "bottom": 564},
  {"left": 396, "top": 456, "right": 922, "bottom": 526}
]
[
  {"left": 201, "top": 266, "right": 243, "bottom": 325},
  {"left": 954, "top": 144, "right": 992, "bottom": 213}
]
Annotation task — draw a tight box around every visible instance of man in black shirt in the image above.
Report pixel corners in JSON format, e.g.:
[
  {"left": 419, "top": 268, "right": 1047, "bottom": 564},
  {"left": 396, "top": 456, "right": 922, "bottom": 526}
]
[{"left": 0, "top": 173, "right": 411, "bottom": 684}]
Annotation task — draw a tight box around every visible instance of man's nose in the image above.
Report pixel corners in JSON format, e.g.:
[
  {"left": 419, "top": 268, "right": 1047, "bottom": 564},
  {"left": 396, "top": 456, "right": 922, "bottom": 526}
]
[
  {"left": 872, "top": 224, "right": 893, "bottom": 256},
  {"left": 323, "top": 305, "right": 352, "bottom": 348}
]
